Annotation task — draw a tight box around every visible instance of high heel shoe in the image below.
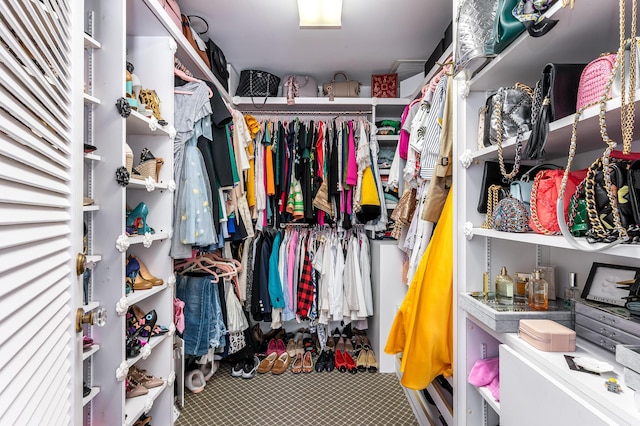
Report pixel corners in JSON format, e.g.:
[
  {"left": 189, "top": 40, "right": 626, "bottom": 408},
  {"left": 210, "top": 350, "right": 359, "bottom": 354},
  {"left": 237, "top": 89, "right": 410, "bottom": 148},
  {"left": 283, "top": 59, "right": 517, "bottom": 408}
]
[
  {"left": 128, "top": 254, "right": 163, "bottom": 286},
  {"left": 138, "top": 89, "right": 168, "bottom": 126},
  {"left": 133, "top": 148, "right": 164, "bottom": 182},
  {"left": 356, "top": 349, "right": 368, "bottom": 372},
  {"left": 128, "top": 309, "right": 157, "bottom": 346},
  {"left": 366, "top": 349, "right": 378, "bottom": 373},
  {"left": 125, "top": 257, "right": 153, "bottom": 291},
  {"left": 126, "top": 202, "right": 155, "bottom": 235}
]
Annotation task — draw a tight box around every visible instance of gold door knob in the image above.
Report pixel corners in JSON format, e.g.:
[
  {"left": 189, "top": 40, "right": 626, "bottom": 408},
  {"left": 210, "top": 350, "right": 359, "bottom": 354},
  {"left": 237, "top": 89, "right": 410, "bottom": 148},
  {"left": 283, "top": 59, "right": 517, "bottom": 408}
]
[
  {"left": 76, "top": 253, "right": 86, "bottom": 275},
  {"left": 75, "top": 306, "right": 107, "bottom": 333}
]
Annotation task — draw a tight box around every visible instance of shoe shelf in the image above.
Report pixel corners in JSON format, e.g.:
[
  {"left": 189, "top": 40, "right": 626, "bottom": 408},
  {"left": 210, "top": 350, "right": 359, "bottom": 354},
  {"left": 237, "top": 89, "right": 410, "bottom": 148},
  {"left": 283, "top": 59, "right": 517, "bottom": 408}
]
[
  {"left": 85, "top": 254, "right": 101, "bottom": 264},
  {"left": 124, "top": 382, "right": 167, "bottom": 426},
  {"left": 426, "top": 380, "right": 453, "bottom": 426},
  {"left": 83, "top": 387, "right": 100, "bottom": 407},
  {"left": 84, "top": 152, "right": 101, "bottom": 161},
  {"left": 126, "top": 283, "right": 168, "bottom": 306},
  {"left": 127, "top": 232, "right": 170, "bottom": 246},
  {"left": 126, "top": 334, "right": 169, "bottom": 368},
  {"left": 126, "top": 110, "right": 172, "bottom": 136},
  {"left": 475, "top": 385, "right": 500, "bottom": 415},
  {"left": 84, "top": 33, "right": 101, "bottom": 49},
  {"left": 128, "top": 178, "right": 169, "bottom": 191},
  {"left": 83, "top": 205, "right": 100, "bottom": 212},
  {"left": 83, "top": 93, "right": 101, "bottom": 105},
  {"left": 83, "top": 344, "right": 101, "bottom": 361}
]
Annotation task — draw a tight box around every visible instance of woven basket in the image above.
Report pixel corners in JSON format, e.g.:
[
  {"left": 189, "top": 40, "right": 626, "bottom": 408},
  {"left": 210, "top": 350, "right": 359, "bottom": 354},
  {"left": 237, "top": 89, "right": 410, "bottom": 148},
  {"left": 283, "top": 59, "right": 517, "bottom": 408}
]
[
  {"left": 576, "top": 53, "right": 616, "bottom": 111},
  {"left": 125, "top": 144, "right": 134, "bottom": 174}
]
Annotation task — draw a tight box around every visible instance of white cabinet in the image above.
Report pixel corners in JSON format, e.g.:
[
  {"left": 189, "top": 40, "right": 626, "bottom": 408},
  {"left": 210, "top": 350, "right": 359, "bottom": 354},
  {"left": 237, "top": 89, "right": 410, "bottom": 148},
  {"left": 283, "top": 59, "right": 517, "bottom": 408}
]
[
  {"left": 368, "top": 240, "right": 407, "bottom": 373},
  {"left": 453, "top": 0, "right": 640, "bottom": 424}
]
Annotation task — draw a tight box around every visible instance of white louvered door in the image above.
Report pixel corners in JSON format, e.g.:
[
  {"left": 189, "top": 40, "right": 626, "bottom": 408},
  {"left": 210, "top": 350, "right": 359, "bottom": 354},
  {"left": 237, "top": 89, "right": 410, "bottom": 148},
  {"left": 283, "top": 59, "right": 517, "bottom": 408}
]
[{"left": 0, "top": 0, "right": 82, "bottom": 424}]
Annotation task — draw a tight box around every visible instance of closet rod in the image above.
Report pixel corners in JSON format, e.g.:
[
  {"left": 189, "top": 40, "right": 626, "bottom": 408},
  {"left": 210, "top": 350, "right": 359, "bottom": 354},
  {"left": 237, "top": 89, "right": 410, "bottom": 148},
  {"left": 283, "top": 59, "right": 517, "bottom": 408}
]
[{"left": 241, "top": 110, "right": 372, "bottom": 115}]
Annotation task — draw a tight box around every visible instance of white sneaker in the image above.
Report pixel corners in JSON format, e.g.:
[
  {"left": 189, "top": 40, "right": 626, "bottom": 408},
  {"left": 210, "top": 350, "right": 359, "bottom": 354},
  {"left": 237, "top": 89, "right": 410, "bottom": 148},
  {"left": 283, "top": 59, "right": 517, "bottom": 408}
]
[
  {"left": 242, "top": 356, "right": 259, "bottom": 379},
  {"left": 231, "top": 360, "right": 244, "bottom": 377}
]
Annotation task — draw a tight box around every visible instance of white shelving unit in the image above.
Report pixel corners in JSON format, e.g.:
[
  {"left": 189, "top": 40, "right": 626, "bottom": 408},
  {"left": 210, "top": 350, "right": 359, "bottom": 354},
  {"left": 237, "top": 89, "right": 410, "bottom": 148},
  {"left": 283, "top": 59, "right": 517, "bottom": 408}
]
[
  {"left": 453, "top": 0, "right": 640, "bottom": 425},
  {"left": 83, "top": 1, "right": 179, "bottom": 424}
]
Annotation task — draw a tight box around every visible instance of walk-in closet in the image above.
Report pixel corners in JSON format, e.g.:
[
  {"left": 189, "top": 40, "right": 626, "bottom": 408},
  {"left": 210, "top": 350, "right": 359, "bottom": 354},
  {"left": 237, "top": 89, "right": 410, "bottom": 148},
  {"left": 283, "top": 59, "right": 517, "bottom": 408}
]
[{"left": 3, "top": 0, "right": 640, "bottom": 425}]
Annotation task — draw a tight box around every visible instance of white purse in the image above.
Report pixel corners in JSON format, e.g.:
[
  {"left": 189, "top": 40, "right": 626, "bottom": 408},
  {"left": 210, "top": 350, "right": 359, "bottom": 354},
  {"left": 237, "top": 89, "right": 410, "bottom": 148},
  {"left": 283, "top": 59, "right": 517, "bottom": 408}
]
[{"left": 283, "top": 75, "right": 319, "bottom": 101}]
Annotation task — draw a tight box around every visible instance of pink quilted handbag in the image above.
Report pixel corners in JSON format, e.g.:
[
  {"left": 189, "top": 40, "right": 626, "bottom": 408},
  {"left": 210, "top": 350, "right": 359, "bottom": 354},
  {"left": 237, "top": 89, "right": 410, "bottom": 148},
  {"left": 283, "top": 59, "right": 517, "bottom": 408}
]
[
  {"left": 158, "top": 0, "right": 181, "bottom": 30},
  {"left": 576, "top": 53, "right": 616, "bottom": 111}
]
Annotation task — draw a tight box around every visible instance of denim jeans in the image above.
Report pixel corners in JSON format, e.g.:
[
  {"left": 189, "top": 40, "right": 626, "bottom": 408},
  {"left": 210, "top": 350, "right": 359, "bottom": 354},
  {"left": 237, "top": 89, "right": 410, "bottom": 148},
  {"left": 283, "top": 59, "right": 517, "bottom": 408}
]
[{"left": 176, "top": 274, "right": 226, "bottom": 356}]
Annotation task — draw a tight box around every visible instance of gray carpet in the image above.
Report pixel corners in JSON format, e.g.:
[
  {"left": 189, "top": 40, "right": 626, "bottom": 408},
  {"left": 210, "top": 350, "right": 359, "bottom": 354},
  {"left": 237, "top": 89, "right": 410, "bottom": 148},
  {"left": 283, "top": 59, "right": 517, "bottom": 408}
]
[{"left": 176, "top": 360, "right": 418, "bottom": 425}]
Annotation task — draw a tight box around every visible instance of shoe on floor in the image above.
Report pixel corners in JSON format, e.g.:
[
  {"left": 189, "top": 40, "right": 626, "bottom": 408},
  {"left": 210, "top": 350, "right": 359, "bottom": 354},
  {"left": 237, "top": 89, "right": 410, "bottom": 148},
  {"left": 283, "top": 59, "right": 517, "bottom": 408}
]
[
  {"left": 257, "top": 352, "right": 278, "bottom": 374},
  {"left": 271, "top": 352, "right": 291, "bottom": 375},
  {"left": 231, "top": 360, "right": 244, "bottom": 377},
  {"left": 242, "top": 356, "right": 260, "bottom": 379},
  {"left": 184, "top": 369, "right": 206, "bottom": 393},
  {"left": 291, "top": 353, "right": 303, "bottom": 374},
  {"left": 302, "top": 351, "right": 313, "bottom": 373}
]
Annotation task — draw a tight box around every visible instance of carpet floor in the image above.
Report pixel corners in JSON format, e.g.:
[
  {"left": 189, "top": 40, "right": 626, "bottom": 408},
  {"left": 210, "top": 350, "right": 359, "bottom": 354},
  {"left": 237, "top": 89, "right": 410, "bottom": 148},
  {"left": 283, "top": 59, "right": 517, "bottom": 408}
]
[{"left": 176, "top": 359, "right": 418, "bottom": 426}]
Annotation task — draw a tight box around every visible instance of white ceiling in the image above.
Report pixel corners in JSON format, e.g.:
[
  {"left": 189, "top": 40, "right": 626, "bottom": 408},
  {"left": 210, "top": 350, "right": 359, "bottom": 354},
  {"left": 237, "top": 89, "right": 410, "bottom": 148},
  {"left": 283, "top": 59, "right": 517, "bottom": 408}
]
[{"left": 178, "top": 0, "right": 452, "bottom": 86}]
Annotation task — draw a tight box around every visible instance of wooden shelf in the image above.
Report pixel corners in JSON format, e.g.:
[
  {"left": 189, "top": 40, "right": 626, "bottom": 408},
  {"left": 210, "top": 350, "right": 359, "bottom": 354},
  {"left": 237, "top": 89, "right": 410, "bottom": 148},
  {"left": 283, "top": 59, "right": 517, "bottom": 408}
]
[
  {"left": 84, "top": 152, "right": 101, "bottom": 161},
  {"left": 128, "top": 178, "right": 169, "bottom": 190},
  {"left": 126, "top": 283, "right": 168, "bottom": 306},
  {"left": 126, "top": 110, "right": 171, "bottom": 136},
  {"left": 476, "top": 385, "right": 501, "bottom": 414},
  {"left": 85, "top": 255, "right": 102, "bottom": 264},
  {"left": 82, "top": 387, "right": 100, "bottom": 407},
  {"left": 127, "top": 232, "right": 169, "bottom": 246},
  {"left": 83, "top": 205, "right": 100, "bottom": 212},
  {"left": 83, "top": 93, "right": 101, "bottom": 105},
  {"left": 126, "top": 334, "right": 169, "bottom": 367},
  {"left": 83, "top": 301, "right": 100, "bottom": 313}
]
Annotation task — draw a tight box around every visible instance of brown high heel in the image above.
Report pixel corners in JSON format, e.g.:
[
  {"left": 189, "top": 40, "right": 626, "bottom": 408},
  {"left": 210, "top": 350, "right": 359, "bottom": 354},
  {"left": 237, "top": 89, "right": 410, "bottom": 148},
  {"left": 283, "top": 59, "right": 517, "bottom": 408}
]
[{"left": 128, "top": 254, "right": 163, "bottom": 286}]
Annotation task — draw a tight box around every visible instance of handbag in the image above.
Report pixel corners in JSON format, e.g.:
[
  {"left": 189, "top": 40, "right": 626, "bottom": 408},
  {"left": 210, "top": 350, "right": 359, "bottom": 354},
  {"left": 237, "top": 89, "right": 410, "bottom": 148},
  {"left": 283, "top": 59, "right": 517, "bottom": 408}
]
[
  {"left": 157, "top": 0, "right": 181, "bottom": 30},
  {"left": 283, "top": 75, "right": 318, "bottom": 104},
  {"left": 529, "top": 168, "right": 586, "bottom": 235},
  {"left": 181, "top": 15, "right": 210, "bottom": 68},
  {"left": 477, "top": 160, "right": 533, "bottom": 214},
  {"left": 526, "top": 63, "right": 587, "bottom": 159},
  {"left": 206, "top": 39, "right": 230, "bottom": 90},
  {"left": 236, "top": 69, "right": 281, "bottom": 98},
  {"left": 485, "top": 0, "right": 525, "bottom": 56},
  {"left": 575, "top": 53, "right": 617, "bottom": 111},
  {"left": 391, "top": 187, "right": 418, "bottom": 225},
  {"left": 510, "top": 164, "right": 561, "bottom": 214},
  {"left": 322, "top": 72, "right": 361, "bottom": 101},
  {"left": 454, "top": 0, "right": 498, "bottom": 78},
  {"left": 482, "top": 185, "right": 530, "bottom": 232},
  {"left": 567, "top": 179, "right": 589, "bottom": 237},
  {"left": 371, "top": 73, "right": 398, "bottom": 98}
]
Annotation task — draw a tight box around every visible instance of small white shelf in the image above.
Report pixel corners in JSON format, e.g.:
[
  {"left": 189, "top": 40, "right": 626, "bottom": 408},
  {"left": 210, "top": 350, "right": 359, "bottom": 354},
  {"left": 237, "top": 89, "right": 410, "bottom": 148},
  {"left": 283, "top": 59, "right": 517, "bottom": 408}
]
[
  {"left": 83, "top": 301, "right": 100, "bottom": 313},
  {"left": 124, "top": 382, "right": 167, "bottom": 426},
  {"left": 83, "top": 205, "right": 100, "bottom": 212},
  {"left": 126, "top": 283, "right": 168, "bottom": 306},
  {"left": 376, "top": 134, "right": 400, "bottom": 141},
  {"left": 83, "top": 33, "right": 101, "bottom": 49},
  {"left": 426, "top": 381, "right": 453, "bottom": 426},
  {"left": 476, "top": 385, "right": 501, "bottom": 414},
  {"left": 128, "top": 178, "right": 169, "bottom": 190},
  {"left": 128, "top": 232, "right": 169, "bottom": 246},
  {"left": 85, "top": 255, "right": 102, "bottom": 264},
  {"left": 385, "top": 201, "right": 397, "bottom": 210},
  {"left": 83, "top": 93, "right": 101, "bottom": 105},
  {"left": 83, "top": 344, "right": 100, "bottom": 361},
  {"left": 84, "top": 152, "right": 101, "bottom": 161},
  {"left": 127, "top": 334, "right": 169, "bottom": 367},
  {"left": 127, "top": 110, "right": 171, "bottom": 136},
  {"left": 82, "top": 387, "right": 100, "bottom": 406}
]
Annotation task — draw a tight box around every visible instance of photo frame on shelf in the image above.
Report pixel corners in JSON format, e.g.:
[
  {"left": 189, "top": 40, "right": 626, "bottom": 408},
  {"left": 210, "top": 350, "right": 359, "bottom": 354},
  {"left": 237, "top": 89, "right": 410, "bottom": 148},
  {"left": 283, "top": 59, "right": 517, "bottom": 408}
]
[{"left": 581, "top": 262, "right": 640, "bottom": 307}]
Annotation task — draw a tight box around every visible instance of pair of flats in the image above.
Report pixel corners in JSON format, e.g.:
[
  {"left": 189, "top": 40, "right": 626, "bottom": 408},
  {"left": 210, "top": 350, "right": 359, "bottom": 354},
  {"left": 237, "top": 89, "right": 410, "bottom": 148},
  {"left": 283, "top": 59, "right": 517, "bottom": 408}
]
[
  {"left": 356, "top": 349, "right": 378, "bottom": 373},
  {"left": 291, "top": 351, "right": 313, "bottom": 374},
  {"left": 315, "top": 350, "right": 335, "bottom": 372}
]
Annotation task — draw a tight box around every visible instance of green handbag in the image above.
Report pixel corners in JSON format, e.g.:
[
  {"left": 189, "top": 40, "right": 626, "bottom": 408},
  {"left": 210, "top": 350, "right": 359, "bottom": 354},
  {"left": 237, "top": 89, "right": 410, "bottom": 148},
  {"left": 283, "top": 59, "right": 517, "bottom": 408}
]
[
  {"left": 485, "top": 0, "right": 525, "bottom": 55},
  {"left": 568, "top": 180, "right": 589, "bottom": 237}
]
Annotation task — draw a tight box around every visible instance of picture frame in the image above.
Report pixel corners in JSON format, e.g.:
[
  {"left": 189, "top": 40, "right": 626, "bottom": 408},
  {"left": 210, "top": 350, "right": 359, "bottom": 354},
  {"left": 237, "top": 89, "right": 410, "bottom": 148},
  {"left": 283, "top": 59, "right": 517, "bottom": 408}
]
[{"left": 581, "top": 262, "right": 640, "bottom": 307}]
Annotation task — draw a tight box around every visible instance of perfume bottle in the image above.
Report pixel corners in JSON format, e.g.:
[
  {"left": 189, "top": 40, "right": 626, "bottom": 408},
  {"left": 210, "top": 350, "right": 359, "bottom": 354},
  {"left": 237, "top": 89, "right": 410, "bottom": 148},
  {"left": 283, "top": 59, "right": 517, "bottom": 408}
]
[
  {"left": 529, "top": 269, "right": 549, "bottom": 311},
  {"left": 564, "top": 272, "right": 581, "bottom": 309},
  {"left": 495, "top": 266, "right": 514, "bottom": 305}
]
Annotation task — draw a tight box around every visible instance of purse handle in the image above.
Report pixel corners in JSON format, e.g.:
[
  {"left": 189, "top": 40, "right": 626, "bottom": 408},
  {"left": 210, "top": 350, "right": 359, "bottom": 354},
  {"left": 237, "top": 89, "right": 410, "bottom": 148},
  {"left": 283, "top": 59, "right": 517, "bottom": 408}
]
[
  {"left": 333, "top": 72, "right": 349, "bottom": 82},
  {"left": 495, "top": 83, "right": 533, "bottom": 180}
]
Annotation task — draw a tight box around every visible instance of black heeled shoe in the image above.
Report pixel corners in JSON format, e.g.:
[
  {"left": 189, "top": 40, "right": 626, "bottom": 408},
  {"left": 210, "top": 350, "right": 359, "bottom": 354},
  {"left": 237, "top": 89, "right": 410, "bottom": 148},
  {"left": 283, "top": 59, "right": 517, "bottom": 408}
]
[{"left": 315, "top": 350, "right": 327, "bottom": 372}]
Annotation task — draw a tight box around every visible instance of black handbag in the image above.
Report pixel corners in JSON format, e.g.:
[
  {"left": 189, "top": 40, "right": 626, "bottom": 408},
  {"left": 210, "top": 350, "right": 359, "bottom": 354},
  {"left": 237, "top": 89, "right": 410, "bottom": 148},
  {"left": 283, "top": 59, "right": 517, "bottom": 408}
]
[
  {"left": 525, "top": 63, "right": 586, "bottom": 159},
  {"left": 477, "top": 160, "right": 533, "bottom": 214},
  {"left": 206, "top": 39, "right": 229, "bottom": 91},
  {"left": 235, "top": 69, "right": 280, "bottom": 97}
]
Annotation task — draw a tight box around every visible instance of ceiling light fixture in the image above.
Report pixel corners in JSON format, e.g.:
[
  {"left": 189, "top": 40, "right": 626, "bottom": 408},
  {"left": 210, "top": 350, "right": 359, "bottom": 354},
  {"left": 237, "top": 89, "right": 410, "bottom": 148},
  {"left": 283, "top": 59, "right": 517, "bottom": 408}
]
[{"left": 297, "top": 0, "right": 343, "bottom": 29}]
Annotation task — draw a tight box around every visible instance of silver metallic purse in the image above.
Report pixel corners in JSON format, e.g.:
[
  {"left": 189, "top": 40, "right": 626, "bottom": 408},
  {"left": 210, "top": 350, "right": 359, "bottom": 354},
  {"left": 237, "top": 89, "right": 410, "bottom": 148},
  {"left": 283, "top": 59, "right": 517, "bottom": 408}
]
[{"left": 454, "top": 0, "right": 499, "bottom": 78}]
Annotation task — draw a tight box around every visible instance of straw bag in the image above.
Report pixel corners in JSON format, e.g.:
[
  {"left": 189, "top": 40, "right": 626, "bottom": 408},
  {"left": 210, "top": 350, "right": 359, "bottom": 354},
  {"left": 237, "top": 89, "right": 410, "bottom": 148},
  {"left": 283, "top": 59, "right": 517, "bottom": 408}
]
[{"left": 575, "top": 53, "right": 617, "bottom": 110}]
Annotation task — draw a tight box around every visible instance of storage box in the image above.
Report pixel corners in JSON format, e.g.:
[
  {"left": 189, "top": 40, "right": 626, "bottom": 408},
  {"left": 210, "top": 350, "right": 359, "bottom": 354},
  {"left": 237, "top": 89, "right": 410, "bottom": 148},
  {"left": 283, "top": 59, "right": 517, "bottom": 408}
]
[
  {"left": 518, "top": 319, "right": 576, "bottom": 352},
  {"left": 575, "top": 300, "right": 640, "bottom": 352},
  {"left": 371, "top": 74, "right": 398, "bottom": 98}
]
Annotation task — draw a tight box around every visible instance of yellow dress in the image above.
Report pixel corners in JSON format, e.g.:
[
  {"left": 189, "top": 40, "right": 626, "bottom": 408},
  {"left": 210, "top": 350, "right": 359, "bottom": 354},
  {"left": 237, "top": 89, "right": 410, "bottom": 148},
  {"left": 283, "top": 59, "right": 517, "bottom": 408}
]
[{"left": 385, "top": 189, "right": 453, "bottom": 390}]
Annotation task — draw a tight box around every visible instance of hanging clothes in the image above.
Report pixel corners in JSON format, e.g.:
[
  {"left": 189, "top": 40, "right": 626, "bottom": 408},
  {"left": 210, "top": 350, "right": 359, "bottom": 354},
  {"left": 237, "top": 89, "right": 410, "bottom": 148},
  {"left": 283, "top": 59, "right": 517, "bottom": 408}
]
[{"left": 385, "top": 189, "right": 454, "bottom": 390}]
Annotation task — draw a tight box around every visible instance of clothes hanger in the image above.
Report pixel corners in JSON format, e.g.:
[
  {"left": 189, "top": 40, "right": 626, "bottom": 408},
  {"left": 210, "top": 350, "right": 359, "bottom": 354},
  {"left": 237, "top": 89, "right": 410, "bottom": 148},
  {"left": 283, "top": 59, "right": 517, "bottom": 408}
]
[
  {"left": 174, "top": 67, "right": 213, "bottom": 98},
  {"left": 174, "top": 257, "right": 220, "bottom": 282}
]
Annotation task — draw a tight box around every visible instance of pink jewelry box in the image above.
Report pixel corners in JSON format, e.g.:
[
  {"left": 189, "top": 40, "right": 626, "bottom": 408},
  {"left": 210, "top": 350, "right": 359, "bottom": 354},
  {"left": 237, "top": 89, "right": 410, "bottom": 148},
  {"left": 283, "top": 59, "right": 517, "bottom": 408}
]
[{"left": 518, "top": 319, "right": 576, "bottom": 352}]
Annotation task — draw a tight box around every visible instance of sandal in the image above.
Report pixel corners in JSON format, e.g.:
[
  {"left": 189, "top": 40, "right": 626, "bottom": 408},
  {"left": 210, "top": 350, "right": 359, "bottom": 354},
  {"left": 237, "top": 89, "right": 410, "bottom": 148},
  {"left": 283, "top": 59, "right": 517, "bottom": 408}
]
[{"left": 133, "top": 148, "right": 164, "bottom": 182}]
